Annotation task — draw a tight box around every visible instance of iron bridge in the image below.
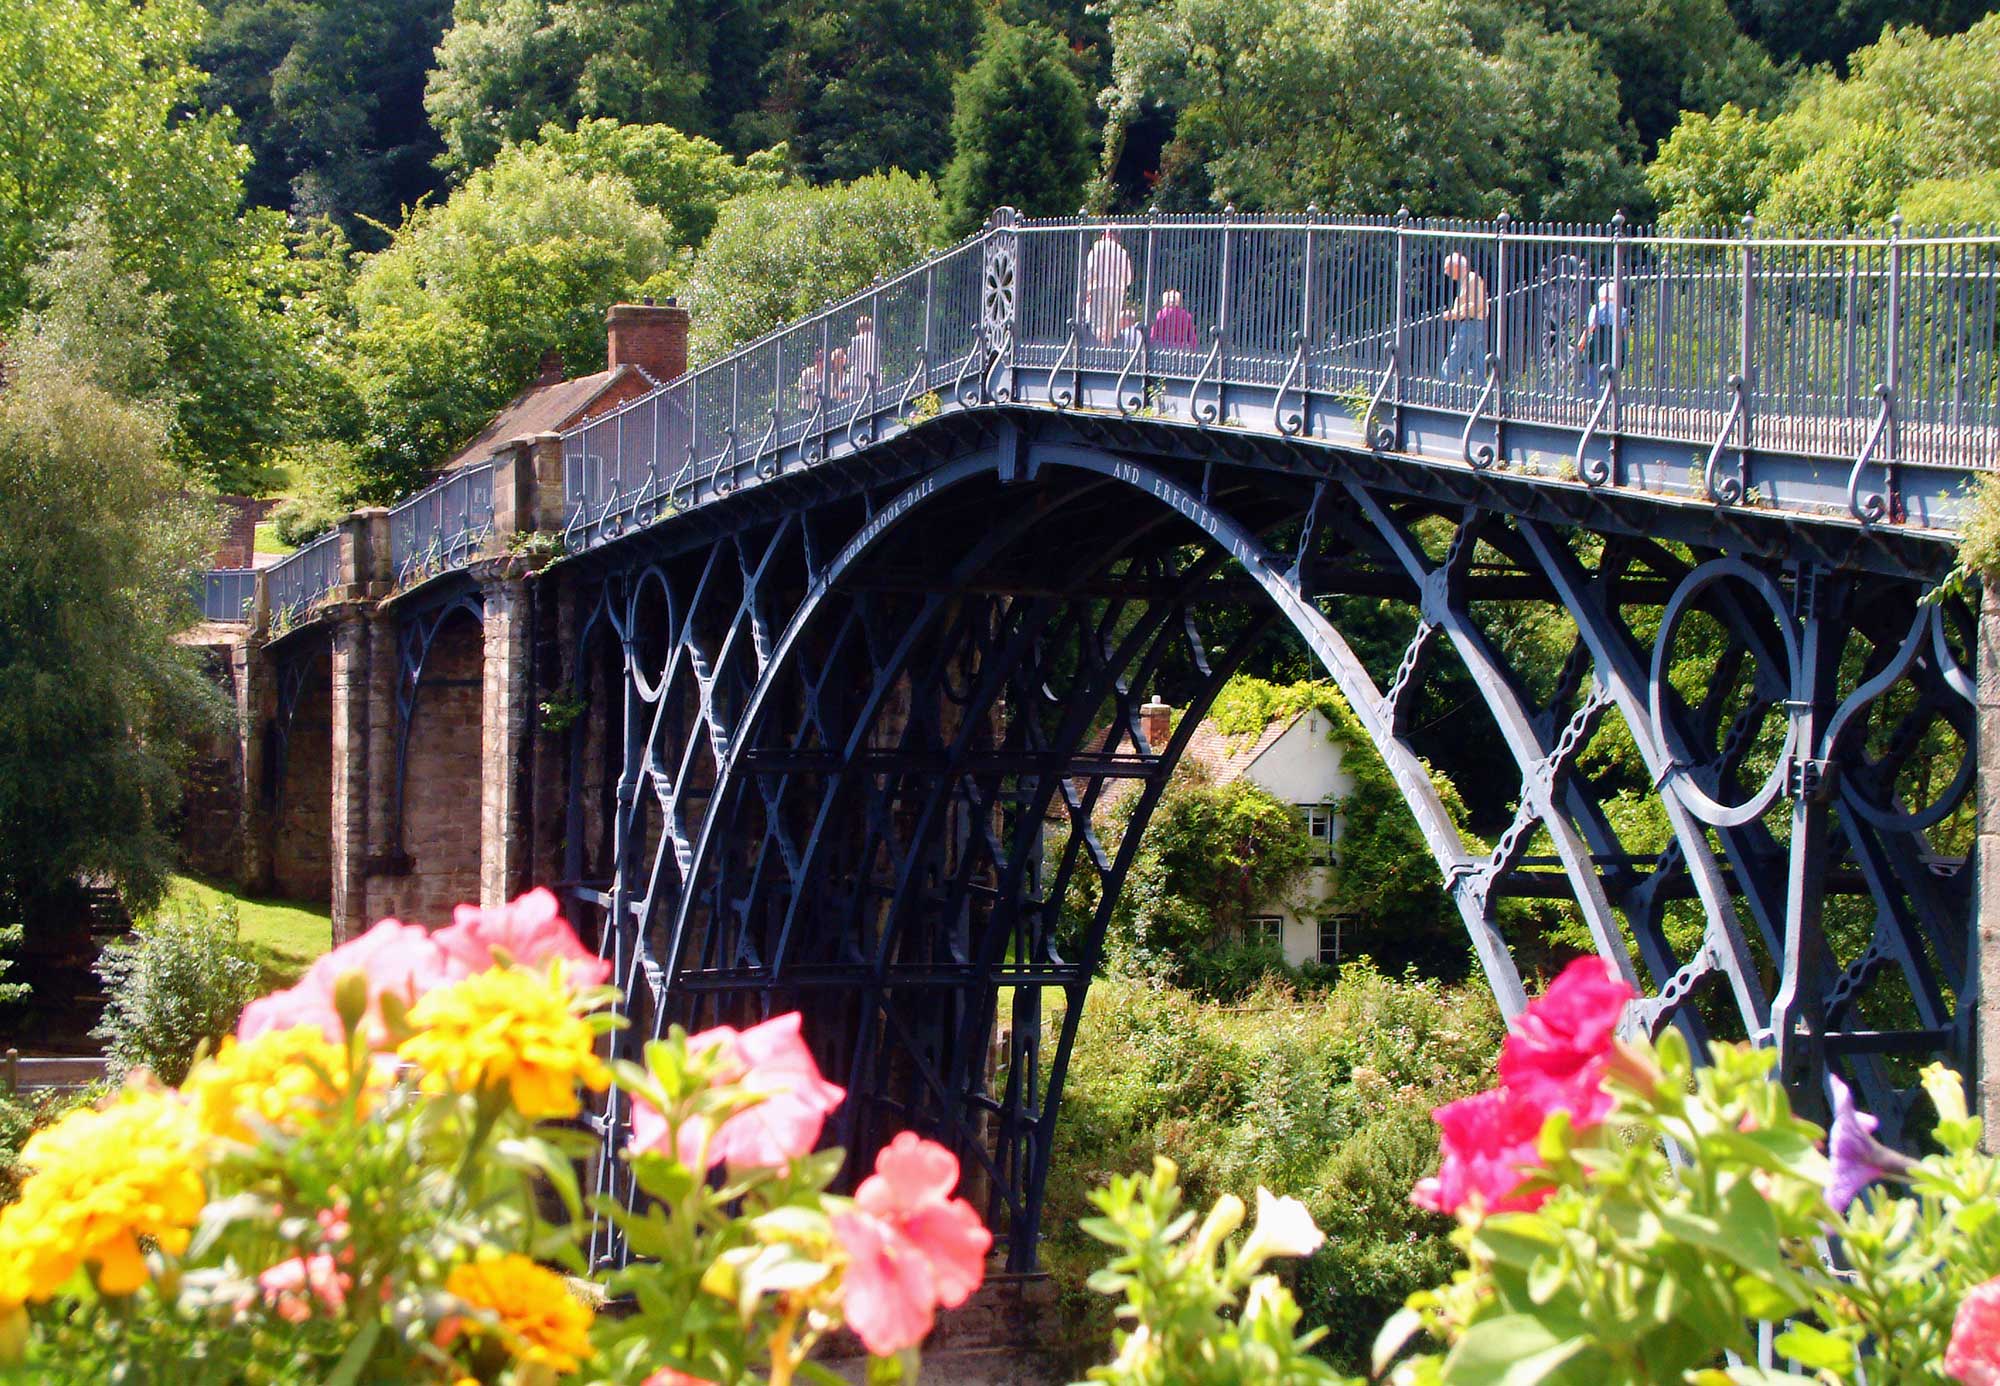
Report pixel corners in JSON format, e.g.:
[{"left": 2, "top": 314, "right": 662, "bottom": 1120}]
[{"left": 217, "top": 210, "right": 2000, "bottom": 1269}]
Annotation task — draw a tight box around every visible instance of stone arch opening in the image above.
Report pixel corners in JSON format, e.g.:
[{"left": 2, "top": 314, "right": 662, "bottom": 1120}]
[
  {"left": 268, "top": 640, "right": 333, "bottom": 905},
  {"left": 384, "top": 603, "right": 486, "bottom": 923}
]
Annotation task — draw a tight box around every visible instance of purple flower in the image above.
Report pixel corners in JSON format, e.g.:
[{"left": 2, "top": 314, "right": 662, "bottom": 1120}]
[{"left": 1826, "top": 1075, "right": 1915, "bottom": 1211}]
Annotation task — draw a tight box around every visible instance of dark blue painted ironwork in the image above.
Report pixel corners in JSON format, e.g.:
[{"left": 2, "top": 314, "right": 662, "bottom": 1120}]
[
  {"left": 266, "top": 531, "right": 341, "bottom": 629},
  {"left": 196, "top": 568, "right": 256, "bottom": 623},
  {"left": 391, "top": 461, "right": 495, "bottom": 589},
  {"left": 193, "top": 209, "right": 1998, "bottom": 1273}
]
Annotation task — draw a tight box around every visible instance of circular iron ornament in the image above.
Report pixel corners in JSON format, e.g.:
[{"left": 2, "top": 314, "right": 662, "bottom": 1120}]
[
  {"left": 1828, "top": 603, "right": 1976, "bottom": 834},
  {"left": 623, "top": 565, "right": 675, "bottom": 704},
  {"left": 1537, "top": 253, "right": 1591, "bottom": 382},
  {"left": 1647, "top": 557, "right": 1801, "bottom": 828},
  {"left": 981, "top": 233, "right": 1017, "bottom": 359}
]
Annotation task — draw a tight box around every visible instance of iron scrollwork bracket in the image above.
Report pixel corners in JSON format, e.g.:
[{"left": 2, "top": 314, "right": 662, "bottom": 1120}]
[
  {"left": 1362, "top": 346, "right": 1399, "bottom": 451},
  {"left": 1189, "top": 331, "right": 1224, "bottom": 427},
  {"left": 1847, "top": 382, "right": 1897, "bottom": 526},
  {"left": 1459, "top": 352, "right": 1501, "bottom": 470},
  {"left": 1114, "top": 328, "right": 1150, "bottom": 420},
  {"left": 1575, "top": 364, "right": 1619, "bottom": 487},
  {"left": 1702, "top": 373, "right": 1749, "bottom": 506},
  {"left": 1274, "top": 332, "right": 1308, "bottom": 438}
]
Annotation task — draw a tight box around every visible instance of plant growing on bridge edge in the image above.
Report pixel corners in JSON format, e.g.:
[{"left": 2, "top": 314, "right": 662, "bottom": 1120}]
[{"left": 0, "top": 889, "right": 990, "bottom": 1384}]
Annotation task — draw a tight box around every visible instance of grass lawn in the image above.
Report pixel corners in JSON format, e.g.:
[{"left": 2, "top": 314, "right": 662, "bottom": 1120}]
[
  {"left": 161, "top": 874, "right": 331, "bottom": 986},
  {"left": 252, "top": 522, "right": 294, "bottom": 558}
]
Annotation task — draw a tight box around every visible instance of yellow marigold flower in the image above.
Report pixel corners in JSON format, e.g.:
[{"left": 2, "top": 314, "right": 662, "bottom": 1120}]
[
  {"left": 398, "top": 965, "right": 609, "bottom": 1118},
  {"left": 0, "top": 1090, "right": 206, "bottom": 1302},
  {"left": 182, "top": 1024, "right": 373, "bottom": 1140},
  {"left": 446, "top": 1253, "right": 595, "bottom": 1374}
]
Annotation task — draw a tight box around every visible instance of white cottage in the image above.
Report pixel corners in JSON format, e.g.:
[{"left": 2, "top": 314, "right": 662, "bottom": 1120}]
[{"left": 1138, "top": 700, "right": 1355, "bottom": 968}]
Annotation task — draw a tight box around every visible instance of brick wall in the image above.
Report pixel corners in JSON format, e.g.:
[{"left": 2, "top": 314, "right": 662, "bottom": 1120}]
[
  {"left": 178, "top": 646, "right": 244, "bottom": 877},
  {"left": 375, "top": 613, "right": 484, "bottom": 923},
  {"left": 212, "top": 496, "right": 275, "bottom": 569},
  {"left": 272, "top": 663, "right": 333, "bottom": 903},
  {"left": 605, "top": 301, "right": 690, "bottom": 386}
]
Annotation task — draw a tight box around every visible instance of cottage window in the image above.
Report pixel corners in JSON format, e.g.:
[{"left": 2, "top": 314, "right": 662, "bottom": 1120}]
[
  {"left": 1298, "top": 803, "right": 1334, "bottom": 861},
  {"left": 1248, "top": 914, "right": 1284, "bottom": 946},
  {"left": 1317, "top": 915, "right": 1354, "bottom": 966}
]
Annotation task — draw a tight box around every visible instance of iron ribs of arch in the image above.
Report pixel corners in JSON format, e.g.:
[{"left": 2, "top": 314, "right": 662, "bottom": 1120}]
[{"left": 574, "top": 440, "right": 1974, "bottom": 1269}]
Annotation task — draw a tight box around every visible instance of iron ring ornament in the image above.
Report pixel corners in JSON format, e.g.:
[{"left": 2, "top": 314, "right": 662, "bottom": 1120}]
[
  {"left": 1824, "top": 600, "right": 1977, "bottom": 834},
  {"left": 980, "top": 229, "right": 1017, "bottom": 361},
  {"left": 1648, "top": 558, "right": 1801, "bottom": 828}
]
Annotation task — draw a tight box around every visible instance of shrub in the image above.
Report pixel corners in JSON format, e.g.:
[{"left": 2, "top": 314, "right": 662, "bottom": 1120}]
[
  {"left": 1041, "top": 966, "right": 1503, "bottom": 1374},
  {"left": 268, "top": 494, "right": 344, "bottom": 548},
  {"left": 91, "top": 900, "right": 260, "bottom": 1084}
]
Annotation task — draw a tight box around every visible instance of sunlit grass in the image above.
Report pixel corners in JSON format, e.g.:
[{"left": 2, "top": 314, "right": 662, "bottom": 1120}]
[{"left": 160, "top": 874, "right": 330, "bottom": 986}]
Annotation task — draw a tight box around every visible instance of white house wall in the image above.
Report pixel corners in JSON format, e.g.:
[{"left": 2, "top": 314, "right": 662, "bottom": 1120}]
[{"left": 1237, "top": 711, "right": 1353, "bottom": 968}]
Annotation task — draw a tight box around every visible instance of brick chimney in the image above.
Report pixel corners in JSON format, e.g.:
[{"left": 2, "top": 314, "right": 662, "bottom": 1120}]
[
  {"left": 535, "top": 348, "right": 565, "bottom": 385},
  {"left": 606, "top": 297, "right": 690, "bottom": 385},
  {"left": 1140, "top": 698, "right": 1173, "bottom": 751}
]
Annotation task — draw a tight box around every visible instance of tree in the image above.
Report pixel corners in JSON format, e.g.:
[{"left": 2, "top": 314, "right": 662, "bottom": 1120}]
[
  {"left": 941, "top": 21, "right": 1095, "bottom": 235},
  {"left": 679, "top": 173, "right": 942, "bottom": 359},
  {"left": 0, "top": 247, "right": 225, "bottom": 959},
  {"left": 195, "top": 0, "right": 451, "bottom": 239},
  {"left": 425, "top": 0, "right": 770, "bottom": 174},
  {"left": 1648, "top": 12, "right": 2000, "bottom": 227},
  {"left": 341, "top": 142, "right": 677, "bottom": 499},
  {"left": 527, "top": 119, "right": 789, "bottom": 247},
  {"left": 744, "top": 0, "right": 981, "bottom": 182},
  {"left": 0, "top": 0, "right": 331, "bottom": 491},
  {"left": 1099, "top": 0, "right": 1645, "bottom": 218},
  {"left": 1727, "top": 0, "right": 2000, "bottom": 70}
]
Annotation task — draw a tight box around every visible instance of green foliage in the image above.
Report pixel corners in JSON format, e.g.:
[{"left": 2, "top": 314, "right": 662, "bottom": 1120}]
[
  {"left": 0, "top": 276, "right": 225, "bottom": 955},
  {"left": 942, "top": 20, "right": 1095, "bottom": 236},
  {"left": 0, "top": 922, "right": 26, "bottom": 1009},
  {"left": 195, "top": 0, "right": 451, "bottom": 240},
  {"left": 425, "top": 0, "right": 771, "bottom": 173},
  {"left": 680, "top": 172, "right": 942, "bottom": 359},
  {"left": 1042, "top": 970, "right": 1504, "bottom": 1375},
  {"left": 745, "top": 0, "right": 982, "bottom": 182},
  {"left": 1651, "top": 12, "right": 2000, "bottom": 228},
  {"left": 528, "top": 119, "right": 791, "bottom": 247},
  {"left": 1098, "top": 0, "right": 1647, "bottom": 217},
  {"left": 1103, "top": 766, "right": 1320, "bottom": 990},
  {"left": 1731, "top": 0, "right": 1999, "bottom": 70},
  {"left": 0, "top": 0, "right": 327, "bottom": 490},
  {"left": 1388, "top": 1039, "right": 2000, "bottom": 1385},
  {"left": 1079, "top": 1158, "right": 1347, "bottom": 1384},
  {"left": 91, "top": 899, "right": 261, "bottom": 1085},
  {"left": 343, "top": 140, "right": 677, "bottom": 497}
]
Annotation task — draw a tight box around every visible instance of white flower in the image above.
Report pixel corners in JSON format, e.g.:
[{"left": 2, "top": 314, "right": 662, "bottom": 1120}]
[{"left": 1240, "top": 1186, "right": 1324, "bottom": 1267}]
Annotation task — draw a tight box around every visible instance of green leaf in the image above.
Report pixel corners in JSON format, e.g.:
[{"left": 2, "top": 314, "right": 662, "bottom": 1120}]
[
  {"left": 324, "top": 1317, "right": 383, "bottom": 1386},
  {"left": 1772, "top": 1324, "right": 1856, "bottom": 1374},
  {"left": 1439, "top": 1314, "right": 1590, "bottom": 1386}
]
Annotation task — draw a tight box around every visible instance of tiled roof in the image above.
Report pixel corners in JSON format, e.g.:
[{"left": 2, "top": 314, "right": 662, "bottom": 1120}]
[
  {"left": 1077, "top": 708, "right": 1308, "bottom": 824},
  {"left": 440, "top": 365, "right": 653, "bottom": 472}
]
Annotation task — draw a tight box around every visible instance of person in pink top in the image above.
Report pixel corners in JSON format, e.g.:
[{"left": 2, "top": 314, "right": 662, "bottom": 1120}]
[{"left": 1151, "top": 288, "right": 1197, "bottom": 350}]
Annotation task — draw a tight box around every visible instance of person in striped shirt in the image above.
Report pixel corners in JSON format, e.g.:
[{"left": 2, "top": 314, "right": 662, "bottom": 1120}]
[{"left": 1440, "top": 253, "right": 1489, "bottom": 383}]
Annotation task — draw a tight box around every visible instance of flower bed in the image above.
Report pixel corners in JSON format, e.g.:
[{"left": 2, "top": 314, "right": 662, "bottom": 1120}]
[{"left": 0, "top": 896, "right": 1992, "bottom": 1385}]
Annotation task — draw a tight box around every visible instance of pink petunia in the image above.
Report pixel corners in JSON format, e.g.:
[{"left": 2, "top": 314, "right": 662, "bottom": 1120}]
[
  {"left": 1948, "top": 1277, "right": 2000, "bottom": 1385},
  {"left": 432, "top": 887, "right": 611, "bottom": 989},
  {"left": 1411, "top": 1084, "right": 1554, "bottom": 1218},
  {"left": 1497, "top": 955, "right": 1635, "bottom": 1124},
  {"left": 258, "top": 1253, "right": 350, "bottom": 1323},
  {"left": 642, "top": 1372, "right": 717, "bottom": 1386},
  {"left": 833, "top": 1132, "right": 993, "bottom": 1356},
  {"left": 630, "top": 1013, "right": 846, "bottom": 1171},
  {"left": 237, "top": 918, "right": 460, "bottom": 1047}
]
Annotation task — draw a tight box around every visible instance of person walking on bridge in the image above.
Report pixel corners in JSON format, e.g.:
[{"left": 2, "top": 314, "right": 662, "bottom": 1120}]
[
  {"left": 1440, "top": 253, "right": 1489, "bottom": 383},
  {"left": 1082, "top": 226, "right": 1133, "bottom": 346}
]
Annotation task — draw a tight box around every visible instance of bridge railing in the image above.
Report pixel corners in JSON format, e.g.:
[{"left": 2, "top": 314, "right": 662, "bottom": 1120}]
[
  {"left": 389, "top": 459, "right": 496, "bottom": 589},
  {"left": 557, "top": 211, "right": 1999, "bottom": 549},
  {"left": 194, "top": 567, "right": 257, "bottom": 624},
  {"left": 266, "top": 529, "right": 341, "bottom": 629}
]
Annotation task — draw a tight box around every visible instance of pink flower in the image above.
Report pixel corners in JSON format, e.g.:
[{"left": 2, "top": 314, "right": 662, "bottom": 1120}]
[
  {"left": 1411, "top": 1085, "right": 1554, "bottom": 1218},
  {"left": 1497, "top": 955, "right": 1636, "bottom": 1124},
  {"left": 629, "top": 1013, "right": 846, "bottom": 1170},
  {"left": 642, "top": 1372, "right": 717, "bottom": 1386},
  {"left": 237, "top": 918, "right": 460, "bottom": 1047},
  {"left": 432, "top": 888, "right": 611, "bottom": 989},
  {"left": 833, "top": 1132, "right": 993, "bottom": 1356},
  {"left": 258, "top": 1253, "right": 350, "bottom": 1323},
  {"left": 1948, "top": 1277, "right": 2000, "bottom": 1385}
]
